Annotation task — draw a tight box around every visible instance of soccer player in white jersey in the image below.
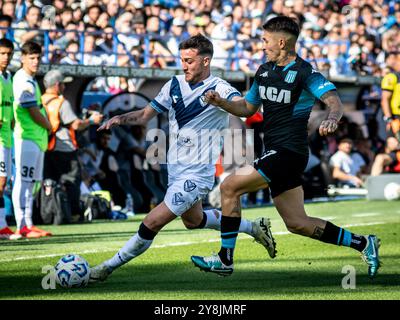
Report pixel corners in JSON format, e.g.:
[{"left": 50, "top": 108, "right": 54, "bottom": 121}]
[
  {"left": 90, "top": 34, "right": 276, "bottom": 282},
  {"left": 12, "top": 41, "right": 53, "bottom": 238},
  {"left": 0, "top": 38, "right": 22, "bottom": 240}
]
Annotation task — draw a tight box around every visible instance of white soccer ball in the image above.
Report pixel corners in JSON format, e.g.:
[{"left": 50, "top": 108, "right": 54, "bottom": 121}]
[
  {"left": 383, "top": 182, "right": 400, "bottom": 201},
  {"left": 54, "top": 254, "right": 91, "bottom": 288}
]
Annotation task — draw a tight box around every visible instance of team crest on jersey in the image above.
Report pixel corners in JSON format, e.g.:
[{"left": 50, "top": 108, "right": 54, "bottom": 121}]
[
  {"left": 199, "top": 95, "right": 209, "bottom": 107},
  {"left": 172, "top": 192, "right": 185, "bottom": 206},
  {"left": 284, "top": 70, "right": 297, "bottom": 83},
  {"left": 20, "top": 89, "right": 35, "bottom": 101},
  {"left": 184, "top": 180, "right": 197, "bottom": 192},
  {"left": 260, "top": 71, "right": 269, "bottom": 78}
]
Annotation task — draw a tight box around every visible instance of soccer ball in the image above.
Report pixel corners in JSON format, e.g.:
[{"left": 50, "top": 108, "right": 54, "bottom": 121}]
[
  {"left": 54, "top": 254, "right": 91, "bottom": 288},
  {"left": 383, "top": 182, "right": 400, "bottom": 201}
]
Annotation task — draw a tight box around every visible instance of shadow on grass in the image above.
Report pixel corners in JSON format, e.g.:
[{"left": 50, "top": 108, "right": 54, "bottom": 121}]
[{"left": 1, "top": 258, "right": 399, "bottom": 299}]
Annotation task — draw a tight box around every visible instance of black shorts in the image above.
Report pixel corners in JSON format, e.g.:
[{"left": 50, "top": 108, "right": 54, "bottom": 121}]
[{"left": 253, "top": 147, "right": 308, "bottom": 198}]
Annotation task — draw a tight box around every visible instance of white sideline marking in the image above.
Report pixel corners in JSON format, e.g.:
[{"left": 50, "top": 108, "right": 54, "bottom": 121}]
[
  {"left": 352, "top": 213, "right": 381, "bottom": 217},
  {"left": 323, "top": 216, "right": 337, "bottom": 220},
  {"left": 0, "top": 221, "right": 386, "bottom": 263}
]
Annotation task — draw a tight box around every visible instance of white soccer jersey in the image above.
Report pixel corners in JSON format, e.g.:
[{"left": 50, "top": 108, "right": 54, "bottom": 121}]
[
  {"left": 150, "top": 74, "right": 241, "bottom": 189},
  {"left": 13, "top": 69, "right": 39, "bottom": 108}
]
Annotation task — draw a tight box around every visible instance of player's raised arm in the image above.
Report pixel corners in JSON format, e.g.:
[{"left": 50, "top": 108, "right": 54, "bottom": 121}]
[
  {"left": 318, "top": 90, "right": 344, "bottom": 136},
  {"left": 204, "top": 90, "right": 259, "bottom": 117},
  {"left": 98, "top": 105, "right": 158, "bottom": 131}
]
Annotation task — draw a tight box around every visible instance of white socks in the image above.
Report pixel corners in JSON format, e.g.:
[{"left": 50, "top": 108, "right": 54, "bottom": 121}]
[
  {"left": 105, "top": 233, "right": 153, "bottom": 271},
  {"left": 12, "top": 178, "right": 35, "bottom": 230},
  {"left": 203, "top": 209, "right": 254, "bottom": 236}
]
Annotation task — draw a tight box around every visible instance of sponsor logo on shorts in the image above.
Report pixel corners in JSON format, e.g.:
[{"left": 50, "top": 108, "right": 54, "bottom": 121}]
[
  {"left": 172, "top": 192, "right": 185, "bottom": 206},
  {"left": 184, "top": 180, "right": 197, "bottom": 192}
]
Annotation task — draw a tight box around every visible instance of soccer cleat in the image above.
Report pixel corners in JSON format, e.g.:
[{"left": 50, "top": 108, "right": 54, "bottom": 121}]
[
  {"left": 252, "top": 217, "right": 277, "bottom": 258},
  {"left": 89, "top": 263, "right": 112, "bottom": 283},
  {"left": 361, "top": 235, "right": 381, "bottom": 279},
  {"left": 191, "top": 254, "right": 233, "bottom": 276},
  {"left": 29, "top": 226, "right": 52, "bottom": 237},
  {"left": 0, "top": 227, "right": 22, "bottom": 240},
  {"left": 17, "top": 226, "right": 43, "bottom": 239}
]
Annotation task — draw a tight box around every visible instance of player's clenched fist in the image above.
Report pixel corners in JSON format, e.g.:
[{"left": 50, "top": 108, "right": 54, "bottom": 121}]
[
  {"left": 319, "top": 119, "right": 338, "bottom": 136},
  {"left": 204, "top": 90, "right": 224, "bottom": 106}
]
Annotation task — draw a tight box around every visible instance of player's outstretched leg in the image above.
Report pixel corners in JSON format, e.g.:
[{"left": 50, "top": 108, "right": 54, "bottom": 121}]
[{"left": 89, "top": 222, "right": 157, "bottom": 283}]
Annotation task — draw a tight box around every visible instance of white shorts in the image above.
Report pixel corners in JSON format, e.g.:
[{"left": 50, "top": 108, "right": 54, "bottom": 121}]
[
  {"left": 164, "top": 178, "right": 210, "bottom": 216},
  {"left": 0, "top": 145, "right": 11, "bottom": 177},
  {"left": 14, "top": 139, "right": 44, "bottom": 182}
]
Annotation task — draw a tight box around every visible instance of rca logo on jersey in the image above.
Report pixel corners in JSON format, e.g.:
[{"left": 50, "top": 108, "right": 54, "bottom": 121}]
[{"left": 259, "top": 86, "right": 291, "bottom": 103}]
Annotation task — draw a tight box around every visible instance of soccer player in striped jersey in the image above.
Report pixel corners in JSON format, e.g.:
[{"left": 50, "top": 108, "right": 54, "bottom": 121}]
[{"left": 90, "top": 35, "right": 276, "bottom": 282}]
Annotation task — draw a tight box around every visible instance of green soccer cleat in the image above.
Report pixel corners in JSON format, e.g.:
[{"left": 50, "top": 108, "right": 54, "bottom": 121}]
[
  {"left": 89, "top": 263, "right": 113, "bottom": 283},
  {"left": 252, "top": 217, "right": 277, "bottom": 258},
  {"left": 191, "top": 254, "right": 233, "bottom": 276},
  {"left": 361, "top": 235, "right": 381, "bottom": 279}
]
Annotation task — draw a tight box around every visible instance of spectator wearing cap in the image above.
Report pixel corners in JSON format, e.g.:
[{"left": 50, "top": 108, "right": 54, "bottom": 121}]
[{"left": 42, "top": 69, "right": 103, "bottom": 221}]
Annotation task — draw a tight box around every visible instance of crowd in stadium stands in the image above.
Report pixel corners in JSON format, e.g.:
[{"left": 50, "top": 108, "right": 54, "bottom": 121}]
[
  {"left": 0, "top": 0, "right": 399, "bottom": 78},
  {"left": 1, "top": 0, "right": 400, "bottom": 228}
]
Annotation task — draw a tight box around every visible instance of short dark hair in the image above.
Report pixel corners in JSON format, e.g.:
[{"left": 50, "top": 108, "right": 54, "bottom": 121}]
[
  {"left": 179, "top": 34, "right": 213, "bottom": 57},
  {"left": 263, "top": 16, "right": 300, "bottom": 39},
  {"left": 21, "top": 41, "right": 42, "bottom": 55},
  {"left": 0, "top": 38, "right": 14, "bottom": 50},
  {"left": 0, "top": 14, "right": 12, "bottom": 26}
]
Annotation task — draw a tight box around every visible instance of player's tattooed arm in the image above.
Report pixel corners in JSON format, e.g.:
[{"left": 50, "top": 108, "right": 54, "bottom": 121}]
[
  {"left": 318, "top": 90, "right": 344, "bottom": 136},
  {"left": 98, "top": 105, "right": 157, "bottom": 131}
]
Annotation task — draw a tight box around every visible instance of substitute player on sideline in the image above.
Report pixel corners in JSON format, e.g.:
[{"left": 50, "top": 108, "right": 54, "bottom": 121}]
[
  {"left": 90, "top": 34, "right": 276, "bottom": 282},
  {"left": 191, "top": 16, "right": 381, "bottom": 279},
  {"left": 0, "top": 38, "right": 21, "bottom": 240},
  {"left": 12, "top": 41, "right": 52, "bottom": 238}
]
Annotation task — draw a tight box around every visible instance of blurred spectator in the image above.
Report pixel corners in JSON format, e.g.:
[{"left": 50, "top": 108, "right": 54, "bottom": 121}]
[
  {"left": 81, "top": 129, "right": 125, "bottom": 206},
  {"left": 42, "top": 69, "right": 103, "bottom": 220},
  {"left": 329, "top": 138, "right": 366, "bottom": 188},
  {"left": 371, "top": 137, "right": 400, "bottom": 176},
  {"left": 211, "top": 13, "right": 235, "bottom": 69},
  {"left": 0, "top": 14, "right": 12, "bottom": 40},
  {"left": 14, "top": 5, "right": 42, "bottom": 46},
  {"left": 60, "top": 40, "right": 80, "bottom": 64},
  {"left": 84, "top": 4, "right": 102, "bottom": 28}
]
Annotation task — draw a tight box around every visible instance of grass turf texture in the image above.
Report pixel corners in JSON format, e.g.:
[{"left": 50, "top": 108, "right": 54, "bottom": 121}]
[{"left": 0, "top": 199, "right": 399, "bottom": 300}]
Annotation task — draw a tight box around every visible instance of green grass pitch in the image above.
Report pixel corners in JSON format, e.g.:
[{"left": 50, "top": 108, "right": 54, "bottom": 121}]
[{"left": 0, "top": 199, "right": 399, "bottom": 300}]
